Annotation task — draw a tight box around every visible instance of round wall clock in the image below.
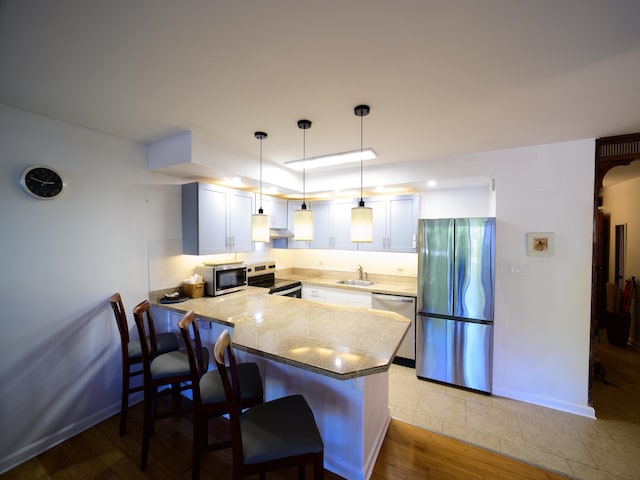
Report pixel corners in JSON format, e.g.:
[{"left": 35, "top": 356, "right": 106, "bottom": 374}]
[{"left": 20, "top": 165, "right": 66, "bottom": 199}]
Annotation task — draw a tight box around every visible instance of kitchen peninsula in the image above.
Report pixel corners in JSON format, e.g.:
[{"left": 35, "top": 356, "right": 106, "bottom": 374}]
[{"left": 152, "top": 287, "right": 410, "bottom": 480}]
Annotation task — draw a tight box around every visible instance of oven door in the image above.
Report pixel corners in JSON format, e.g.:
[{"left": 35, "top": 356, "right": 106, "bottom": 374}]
[
  {"left": 270, "top": 282, "right": 302, "bottom": 298},
  {"left": 248, "top": 273, "right": 275, "bottom": 289}
]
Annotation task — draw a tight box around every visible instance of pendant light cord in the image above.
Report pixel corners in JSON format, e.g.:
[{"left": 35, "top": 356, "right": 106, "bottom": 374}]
[
  {"left": 255, "top": 131, "right": 267, "bottom": 214},
  {"left": 297, "top": 119, "right": 311, "bottom": 209},
  {"left": 302, "top": 127, "right": 306, "bottom": 207},
  {"left": 259, "top": 137, "right": 263, "bottom": 211},
  {"left": 354, "top": 104, "right": 369, "bottom": 208},
  {"left": 360, "top": 112, "right": 364, "bottom": 202}
]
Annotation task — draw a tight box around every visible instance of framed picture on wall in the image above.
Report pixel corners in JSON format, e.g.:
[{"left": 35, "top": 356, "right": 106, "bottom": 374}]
[{"left": 527, "top": 232, "right": 554, "bottom": 257}]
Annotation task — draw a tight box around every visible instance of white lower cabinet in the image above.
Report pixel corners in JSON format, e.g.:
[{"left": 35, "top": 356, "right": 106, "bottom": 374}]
[{"left": 302, "top": 285, "right": 371, "bottom": 308}]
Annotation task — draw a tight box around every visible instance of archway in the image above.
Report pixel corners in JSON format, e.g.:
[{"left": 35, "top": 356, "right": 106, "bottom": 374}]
[{"left": 591, "top": 132, "right": 640, "bottom": 403}]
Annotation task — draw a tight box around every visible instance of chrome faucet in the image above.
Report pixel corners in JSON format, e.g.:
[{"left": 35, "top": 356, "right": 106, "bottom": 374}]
[{"left": 357, "top": 264, "right": 364, "bottom": 280}]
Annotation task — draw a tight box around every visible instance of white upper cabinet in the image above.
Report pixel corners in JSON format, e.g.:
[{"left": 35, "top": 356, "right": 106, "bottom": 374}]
[
  {"left": 299, "top": 199, "right": 358, "bottom": 251},
  {"left": 258, "top": 194, "right": 287, "bottom": 229},
  {"left": 283, "top": 194, "right": 419, "bottom": 252},
  {"left": 227, "top": 188, "right": 253, "bottom": 252},
  {"left": 182, "top": 182, "right": 253, "bottom": 255},
  {"left": 358, "top": 194, "right": 420, "bottom": 252},
  {"left": 331, "top": 198, "right": 358, "bottom": 250},
  {"left": 286, "top": 200, "right": 310, "bottom": 249},
  {"left": 309, "top": 200, "right": 332, "bottom": 249}
]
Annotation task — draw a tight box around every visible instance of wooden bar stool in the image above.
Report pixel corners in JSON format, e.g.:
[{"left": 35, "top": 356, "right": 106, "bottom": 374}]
[
  {"left": 109, "top": 292, "right": 179, "bottom": 435},
  {"left": 214, "top": 329, "right": 324, "bottom": 480},
  {"left": 133, "top": 299, "right": 209, "bottom": 470},
  {"left": 178, "top": 311, "right": 264, "bottom": 480}
]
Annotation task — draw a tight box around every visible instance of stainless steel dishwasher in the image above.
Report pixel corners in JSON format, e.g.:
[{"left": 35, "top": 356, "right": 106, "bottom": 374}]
[{"left": 371, "top": 293, "right": 416, "bottom": 368}]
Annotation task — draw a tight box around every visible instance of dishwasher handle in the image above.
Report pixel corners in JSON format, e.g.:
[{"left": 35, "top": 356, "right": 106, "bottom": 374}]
[{"left": 372, "top": 293, "right": 415, "bottom": 304}]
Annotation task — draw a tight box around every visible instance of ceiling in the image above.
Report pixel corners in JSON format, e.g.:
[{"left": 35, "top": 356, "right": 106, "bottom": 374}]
[{"left": 2, "top": 0, "right": 640, "bottom": 197}]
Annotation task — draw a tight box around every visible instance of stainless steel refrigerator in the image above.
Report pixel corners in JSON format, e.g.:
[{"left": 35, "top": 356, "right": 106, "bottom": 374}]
[{"left": 416, "top": 218, "right": 495, "bottom": 393}]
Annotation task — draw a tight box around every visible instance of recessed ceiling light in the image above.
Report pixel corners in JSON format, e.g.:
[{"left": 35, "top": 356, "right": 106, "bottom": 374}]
[
  {"left": 427, "top": 180, "right": 437, "bottom": 187},
  {"left": 284, "top": 148, "right": 377, "bottom": 171}
]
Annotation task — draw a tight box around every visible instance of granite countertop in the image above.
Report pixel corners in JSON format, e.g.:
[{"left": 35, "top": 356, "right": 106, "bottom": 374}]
[
  {"left": 152, "top": 287, "right": 410, "bottom": 380},
  {"left": 298, "top": 276, "right": 417, "bottom": 296},
  {"left": 277, "top": 268, "right": 418, "bottom": 297}
]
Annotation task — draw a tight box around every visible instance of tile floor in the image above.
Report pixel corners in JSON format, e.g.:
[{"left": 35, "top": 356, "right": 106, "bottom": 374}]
[{"left": 388, "top": 335, "right": 640, "bottom": 480}]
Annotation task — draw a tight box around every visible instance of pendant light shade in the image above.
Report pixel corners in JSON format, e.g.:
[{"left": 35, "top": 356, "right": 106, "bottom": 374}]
[
  {"left": 251, "top": 131, "right": 270, "bottom": 243},
  {"left": 294, "top": 119, "right": 314, "bottom": 241},
  {"left": 351, "top": 200, "right": 373, "bottom": 242},
  {"left": 351, "top": 105, "right": 373, "bottom": 242},
  {"left": 293, "top": 207, "right": 313, "bottom": 241}
]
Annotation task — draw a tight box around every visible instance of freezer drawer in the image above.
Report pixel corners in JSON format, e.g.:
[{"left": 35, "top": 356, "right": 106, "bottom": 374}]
[{"left": 416, "top": 315, "right": 493, "bottom": 393}]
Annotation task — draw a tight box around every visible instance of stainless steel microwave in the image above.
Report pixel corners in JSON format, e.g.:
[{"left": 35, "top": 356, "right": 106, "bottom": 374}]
[{"left": 195, "top": 263, "right": 247, "bottom": 296}]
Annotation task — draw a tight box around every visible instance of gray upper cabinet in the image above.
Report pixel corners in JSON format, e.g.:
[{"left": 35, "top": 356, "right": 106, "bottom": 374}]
[
  {"left": 358, "top": 194, "right": 420, "bottom": 252},
  {"left": 182, "top": 182, "right": 253, "bottom": 255}
]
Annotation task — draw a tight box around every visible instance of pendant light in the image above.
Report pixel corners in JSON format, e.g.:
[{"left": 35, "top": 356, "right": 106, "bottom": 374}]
[
  {"left": 251, "top": 131, "right": 270, "bottom": 242},
  {"left": 293, "top": 119, "right": 314, "bottom": 241},
  {"left": 351, "top": 104, "right": 373, "bottom": 242}
]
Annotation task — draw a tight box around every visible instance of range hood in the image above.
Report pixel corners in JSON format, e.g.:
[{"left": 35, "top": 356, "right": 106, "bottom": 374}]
[{"left": 269, "top": 228, "right": 294, "bottom": 239}]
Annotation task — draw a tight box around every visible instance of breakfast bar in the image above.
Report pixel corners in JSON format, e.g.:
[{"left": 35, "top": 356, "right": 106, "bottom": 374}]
[{"left": 152, "top": 287, "right": 410, "bottom": 480}]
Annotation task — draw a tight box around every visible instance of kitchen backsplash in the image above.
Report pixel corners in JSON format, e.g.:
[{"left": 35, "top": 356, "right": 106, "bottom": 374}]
[{"left": 148, "top": 238, "right": 417, "bottom": 292}]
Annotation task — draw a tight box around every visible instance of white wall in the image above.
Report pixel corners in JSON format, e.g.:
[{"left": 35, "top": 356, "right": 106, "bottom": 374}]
[
  {"left": 484, "top": 141, "right": 595, "bottom": 416},
  {"left": 601, "top": 174, "right": 640, "bottom": 345},
  {"left": 420, "top": 184, "right": 496, "bottom": 218},
  {"left": 0, "top": 105, "right": 597, "bottom": 472},
  {"left": 0, "top": 105, "right": 184, "bottom": 471},
  {"left": 281, "top": 141, "right": 596, "bottom": 418}
]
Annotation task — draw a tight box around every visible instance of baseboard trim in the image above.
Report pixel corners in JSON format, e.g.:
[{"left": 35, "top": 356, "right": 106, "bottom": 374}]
[
  {"left": 0, "top": 402, "right": 121, "bottom": 474},
  {"left": 492, "top": 386, "right": 596, "bottom": 419}
]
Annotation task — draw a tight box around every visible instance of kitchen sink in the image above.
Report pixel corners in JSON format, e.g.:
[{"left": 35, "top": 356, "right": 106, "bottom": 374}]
[{"left": 337, "top": 279, "right": 375, "bottom": 287}]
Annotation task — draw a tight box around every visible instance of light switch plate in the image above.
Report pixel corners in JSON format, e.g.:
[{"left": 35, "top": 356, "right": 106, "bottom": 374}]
[{"left": 508, "top": 263, "right": 528, "bottom": 276}]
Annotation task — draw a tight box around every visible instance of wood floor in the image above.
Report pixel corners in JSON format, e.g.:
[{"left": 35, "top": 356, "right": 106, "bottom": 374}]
[{"left": 2, "top": 398, "right": 569, "bottom": 480}]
